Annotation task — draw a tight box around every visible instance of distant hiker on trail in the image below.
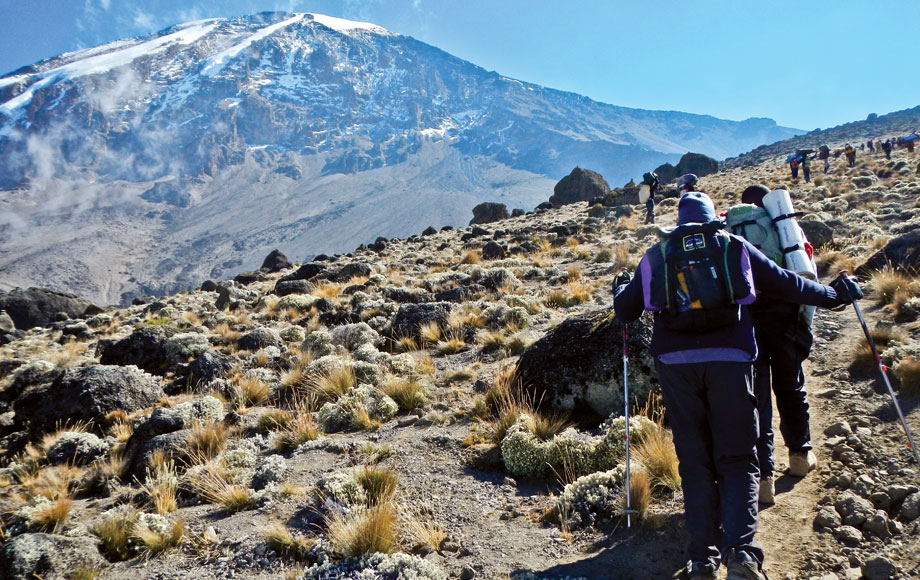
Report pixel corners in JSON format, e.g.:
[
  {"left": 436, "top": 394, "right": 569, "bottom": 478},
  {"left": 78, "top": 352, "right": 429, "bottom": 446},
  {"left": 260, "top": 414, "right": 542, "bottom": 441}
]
[
  {"left": 882, "top": 138, "right": 893, "bottom": 160},
  {"left": 677, "top": 173, "right": 698, "bottom": 195},
  {"left": 844, "top": 143, "right": 857, "bottom": 167},
  {"left": 860, "top": 143, "right": 865, "bottom": 151},
  {"left": 642, "top": 171, "right": 659, "bottom": 224},
  {"left": 613, "top": 191, "right": 861, "bottom": 580},
  {"left": 867, "top": 139, "right": 874, "bottom": 152},
  {"left": 730, "top": 185, "right": 820, "bottom": 506},
  {"left": 788, "top": 154, "right": 800, "bottom": 179},
  {"left": 818, "top": 145, "right": 831, "bottom": 173},
  {"left": 907, "top": 134, "right": 917, "bottom": 153},
  {"left": 801, "top": 154, "right": 812, "bottom": 182}
]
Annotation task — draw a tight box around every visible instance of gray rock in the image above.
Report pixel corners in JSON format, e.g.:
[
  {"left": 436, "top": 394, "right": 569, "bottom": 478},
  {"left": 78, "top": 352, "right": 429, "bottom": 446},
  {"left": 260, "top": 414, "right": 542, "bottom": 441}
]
[
  {"left": 0, "top": 532, "right": 107, "bottom": 580},
  {"left": 825, "top": 421, "right": 852, "bottom": 436},
  {"left": 898, "top": 492, "right": 920, "bottom": 521},
  {"left": 550, "top": 167, "right": 610, "bottom": 207},
  {"left": 0, "top": 288, "right": 100, "bottom": 331},
  {"left": 14, "top": 365, "right": 164, "bottom": 437},
  {"left": 460, "top": 565, "right": 476, "bottom": 580},
  {"left": 814, "top": 507, "right": 842, "bottom": 528},
  {"left": 260, "top": 249, "right": 292, "bottom": 273},
  {"left": 833, "top": 525, "right": 863, "bottom": 547},
  {"left": 389, "top": 302, "right": 453, "bottom": 341},
  {"left": 98, "top": 325, "right": 178, "bottom": 374},
  {"left": 514, "top": 308, "right": 654, "bottom": 418},
  {"left": 274, "top": 279, "right": 315, "bottom": 296},
  {"left": 238, "top": 328, "right": 282, "bottom": 351},
  {"left": 188, "top": 350, "right": 237, "bottom": 384},
  {"left": 861, "top": 556, "right": 897, "bottom": 580},
  {"left": 0, "top": 310, "right": 14, "bottom": 334},
  {"left": 834, "top": 492, "right": 875, "bottom": 527},
  {"left": 863, "top": 510, "right": 892, "bottom": 539},
  {"left": 480, "top": 241, "right": 506, "bottom": 260},
  {"left": 45, "top": 432, "right": 110, "bottom": 466},
  {"left": 469, "top": 202, "right": 509, "bottom": 225}
]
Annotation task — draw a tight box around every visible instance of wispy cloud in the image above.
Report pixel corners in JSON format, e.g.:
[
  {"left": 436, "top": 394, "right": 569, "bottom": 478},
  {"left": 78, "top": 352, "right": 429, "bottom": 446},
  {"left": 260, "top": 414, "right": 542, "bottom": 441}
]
[{"left": 133, "top": 9, "right": 156, "bottom": 30}]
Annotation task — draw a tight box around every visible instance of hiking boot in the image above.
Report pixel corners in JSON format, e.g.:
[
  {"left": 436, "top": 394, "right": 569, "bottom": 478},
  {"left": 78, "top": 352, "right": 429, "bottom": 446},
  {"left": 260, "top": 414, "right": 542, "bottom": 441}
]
[
  {"left": 788, "top": 450, "right": 817, "bottom": 477},
  {"left": 725, "top": 549, "right": 768, "bottom": 580},
  {"left": 685, "top": 561, "right": 718, "bottom": 580},
  {"left": 758, "top": 477, "right": 775, "bottom": 505}
]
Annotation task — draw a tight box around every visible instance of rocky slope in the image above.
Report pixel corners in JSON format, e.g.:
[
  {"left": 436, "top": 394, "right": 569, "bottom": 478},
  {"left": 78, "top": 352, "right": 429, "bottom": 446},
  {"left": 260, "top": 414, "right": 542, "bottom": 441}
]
[
  {"left": 0, "top": 12, "right": 800, "bottom": 305},
  {"left": 1, "top": 133, "right": 919, "bottom": 579}
]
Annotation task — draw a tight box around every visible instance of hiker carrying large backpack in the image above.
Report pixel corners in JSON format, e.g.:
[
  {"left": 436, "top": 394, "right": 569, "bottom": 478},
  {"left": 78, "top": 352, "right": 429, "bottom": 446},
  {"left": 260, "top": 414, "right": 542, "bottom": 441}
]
[
  {"left": 613, "top": 191, "right": 860, "bottom": 580},
  {"left": 844, "top": 144, "right": 857, "bottom": 167},
  {"left": 727, "top": 185, "right": 820, "bottom": 505},
  {"left": 788, "top": 155, "right": 799, "bottom": 179},
  {"left": 642, "top": 171, "right": 660, "bottom": 224}
]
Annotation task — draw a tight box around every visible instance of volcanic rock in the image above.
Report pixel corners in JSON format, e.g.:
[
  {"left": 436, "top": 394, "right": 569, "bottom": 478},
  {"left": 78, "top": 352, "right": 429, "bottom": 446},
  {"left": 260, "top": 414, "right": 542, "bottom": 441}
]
[
  {"left": 470, "top": 202, "right": 510, "bottom": 225},
  {"left": 549, "top": 167, "right": 610, "bottom": 207},
  {"left": 0, "top": 288, "right": 100, "bottom": 330}
]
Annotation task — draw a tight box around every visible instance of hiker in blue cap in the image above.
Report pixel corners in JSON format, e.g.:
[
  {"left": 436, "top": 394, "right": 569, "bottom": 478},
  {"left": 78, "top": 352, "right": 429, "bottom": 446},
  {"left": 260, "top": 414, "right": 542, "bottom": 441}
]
[{"left": 613, "top": 190, "right": 861, "bottom": 580}]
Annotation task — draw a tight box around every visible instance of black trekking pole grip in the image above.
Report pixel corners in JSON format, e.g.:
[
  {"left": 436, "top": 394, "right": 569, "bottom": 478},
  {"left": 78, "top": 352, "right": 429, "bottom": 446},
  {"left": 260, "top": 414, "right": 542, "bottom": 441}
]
[{"left": 839, "top": 271, "right": 920, "bottom": 466}]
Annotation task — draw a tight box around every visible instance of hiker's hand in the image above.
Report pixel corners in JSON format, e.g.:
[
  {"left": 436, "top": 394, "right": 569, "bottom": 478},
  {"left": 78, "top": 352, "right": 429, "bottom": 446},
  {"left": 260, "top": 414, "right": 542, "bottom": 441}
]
[
  {"left": 613, "top": 269, "right": 631, "bottom": 288},
  {"left": 830, "top": 273, "right": 863, "bottom": 305}
]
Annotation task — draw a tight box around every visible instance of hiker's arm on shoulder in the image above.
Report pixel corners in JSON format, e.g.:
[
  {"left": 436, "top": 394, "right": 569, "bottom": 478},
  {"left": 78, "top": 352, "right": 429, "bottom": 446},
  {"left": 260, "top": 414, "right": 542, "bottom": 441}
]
[
  {"left": 612, "top": 259, "right": 645, "bottom": 324},
  {"left": 745, "top": 240, "right": 840, "bottom": 308}
]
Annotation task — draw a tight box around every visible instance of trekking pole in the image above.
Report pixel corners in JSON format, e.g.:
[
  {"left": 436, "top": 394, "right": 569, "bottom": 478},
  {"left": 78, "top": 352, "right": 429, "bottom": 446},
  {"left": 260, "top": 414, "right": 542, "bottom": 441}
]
[
  {"left": 840, "top": 271, "right": 920, "bottom": 466},
  {"left": 621, "top": 323, "right": 638, "bottom": 527}
]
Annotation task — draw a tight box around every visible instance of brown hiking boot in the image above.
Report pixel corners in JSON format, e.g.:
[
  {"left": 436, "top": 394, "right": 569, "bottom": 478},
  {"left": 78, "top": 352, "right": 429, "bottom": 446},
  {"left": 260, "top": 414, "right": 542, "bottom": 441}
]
[{"left": 788, "top": 450, "right": 817, "bottom": 477}]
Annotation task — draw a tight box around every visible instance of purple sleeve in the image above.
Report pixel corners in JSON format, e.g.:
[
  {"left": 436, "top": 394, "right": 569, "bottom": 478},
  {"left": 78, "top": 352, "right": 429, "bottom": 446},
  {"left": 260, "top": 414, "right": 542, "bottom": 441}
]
[{"left": 736, "top": 244, "right": 757, "bottom": 305}]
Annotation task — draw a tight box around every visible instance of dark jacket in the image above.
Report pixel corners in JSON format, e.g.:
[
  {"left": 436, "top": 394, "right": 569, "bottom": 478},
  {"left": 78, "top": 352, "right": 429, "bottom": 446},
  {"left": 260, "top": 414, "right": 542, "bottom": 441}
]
[{"left": 614, "top": 241, "right": 838, "bottom": 362}]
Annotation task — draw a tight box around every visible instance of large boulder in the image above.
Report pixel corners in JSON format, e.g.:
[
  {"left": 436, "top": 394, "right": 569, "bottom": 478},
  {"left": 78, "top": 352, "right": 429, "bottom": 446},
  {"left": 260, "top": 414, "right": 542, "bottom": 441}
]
[
  {"left": 655, "top": 153, "right": 719, "bottom": 184},
  {"left": 0, "top": 532, "right": 108, "bottom": 580},
  {"left": 470, "top": 202, "right": 510, "bottom": 225},
  {"left": 0, "top": 288, "right": 100, "bottom": 330},
  {"left": 98, "top": 325, "right": 178, "bottom": 374},
  {"left": 799, "top": 218, "right": 834, "bottom": 248},
  {"left": 187, "top": 350, "right": 237, "bottom": 384},
  {"left": 14, "top": 365, "right": 165, "bottom": 436},
  {"left": 389, "top": 303, "right": 453, "bottom": 341},
  {"left": 549, "top": 167, "right": 610, "bottom": 207},
  {"left": 513, "top": 309, "right": 656, "bottom": 420},
  {"left": 857, "top": 229, "right": 920, "bottom": 275},
  {"left": 279, "top": 262, "right": 327, "bottom": 283},
  {"left": 260, "top": 249, "right": 292, "bottom": 273}
]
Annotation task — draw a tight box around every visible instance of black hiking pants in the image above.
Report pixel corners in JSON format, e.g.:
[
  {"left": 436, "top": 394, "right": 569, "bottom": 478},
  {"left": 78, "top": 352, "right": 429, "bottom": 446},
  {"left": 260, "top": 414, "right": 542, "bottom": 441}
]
[
  {"left": 655, "top": 360, "right": 763, "bottom": 569},
  {"left": 753, "top": 312, "right": 813, "bottom": 478}
]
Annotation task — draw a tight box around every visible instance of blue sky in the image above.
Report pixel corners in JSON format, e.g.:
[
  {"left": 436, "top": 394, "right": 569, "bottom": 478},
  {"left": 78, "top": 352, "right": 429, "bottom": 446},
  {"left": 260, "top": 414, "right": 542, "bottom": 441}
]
[{"left": 1, "top": 0, "right": 917, "bottom": 130}]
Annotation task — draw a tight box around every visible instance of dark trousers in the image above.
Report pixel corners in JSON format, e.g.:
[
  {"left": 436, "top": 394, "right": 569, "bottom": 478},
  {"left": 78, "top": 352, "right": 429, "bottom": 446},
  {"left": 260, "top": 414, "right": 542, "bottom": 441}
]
[
  {"left": 803, "top": 167, "right": 810, "bottom": 182},
  {"left": 656, "top": 360, "right": 763, "bottom": 569},
  {"left": 753, "top": 313, "right": 813, "bottom": 478},
  {"left": 791, "top": 166, "right": 798, "bottom": 178}
]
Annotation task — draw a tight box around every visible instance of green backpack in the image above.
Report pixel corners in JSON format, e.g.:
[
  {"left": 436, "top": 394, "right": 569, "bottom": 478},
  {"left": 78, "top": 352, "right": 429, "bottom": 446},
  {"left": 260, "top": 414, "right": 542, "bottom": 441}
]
[{"left": 724, "top": 204, "right": 784, "bottom": 267}]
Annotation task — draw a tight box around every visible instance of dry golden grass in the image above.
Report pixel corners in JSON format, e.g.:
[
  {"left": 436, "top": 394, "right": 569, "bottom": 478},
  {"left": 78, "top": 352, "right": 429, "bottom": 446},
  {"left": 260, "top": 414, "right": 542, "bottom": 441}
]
[
  {"left": 390, "top": 335, "right": 419, "bottom": 354},
  {"left": 446, "top": 308, "right": 484, "bottom": 334},
  {"left": 414, "top": 353, "right": 437, "bottom": 376},
  {"left": 143, "top": 459, "right": 178, "bottom": 515},
  {"left": 183, "top": 422, "right": 228, "bottom": 464},
  {"left": 181, "top": 311, "right": 202, "bottom": 326},
  {"left": 566, "top": 280, "right": 593, "bottom": 304},
  {"left": 314, "top": 282, "right": 344, "bottom": 299},
  {"left": 352, "top": 407, "right": 382, "bottom": 431},
  {"left": 273, "top": 404, "right": 320, "bottom": 453},
  {"left": 460, "top": 250, "right": 481, "bottom": 265},
  {"left": 896, "top": 358, "right": 920, "bottom": 395},
  {"left": 382, "top": 376, "right": 428, "bottom": 411},
  {"left": 31, "top": 497, "right": 72, "bottom": 532},
  {"left": 418, "top": 321, "right": 442, "bottom": 346},
  {"left": 627, "top": 470, "right": 652, "bottom": 521},
  {"left": 257, "top": 409, "right": 294, "bottom": 432},
  {"left": 815, "top": 250, "right": 861, "bottom": 277},
  {"left": 135, "top": 518, "right": 185, "bottom": 557},
  {"left": 190, "top": 467, "right": 256, "bottom": 512},
  {"left": 405, "top": 515, "right": 447, "bottom": 552},
  {"left": 531, "top": 411, "right": 570, "bottom": 442},
  {"left": 327, "top": 501, "right": 397, "bottom": 558},
  {"left": 301, "top": 365, "right": 356, "bottom": 406},
  {"left": 544, "top": 289, "right": 570, "bottom": 309},
  {"left": 634, "top": 425, "right": 681, "bottom": 492},
  {"left": 68, "top": 566, "right": 104, "bottom": 580},
  {"left": 871, "top": 266, "right": 920, "bottom": 305},
  {"left": 93, "top": 508, "right": 138, "bottom": 561},
  {"left": 20, "top": 464, "right": 83, "bottom": 500},
  {"left": 436, "top": 334, "right": 466, "bottom": 355},
  {"left": 265, "top": 521, "right": 315, "bottom": 563},
  {"left": 213, "top": 322, "right": 242, "bottom": 345},
  {"left": 354, "top": 465, "right": 399, "bottom": 505},
  {"left": 566, "top": 265, "right": 582, "bottom": 281},
  {"left": 355, "top": 443, "right": 393, "bottom": 465},
  {"left": 231, "top": 375, "right": 272, "bottom": 410},
  {"left": 479, "top": 330, "right": 506, "bottom": 352}
]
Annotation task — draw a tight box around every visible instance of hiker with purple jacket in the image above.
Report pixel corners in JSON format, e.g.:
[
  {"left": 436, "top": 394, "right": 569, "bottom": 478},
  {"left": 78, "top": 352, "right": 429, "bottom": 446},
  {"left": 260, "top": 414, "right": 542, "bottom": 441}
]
[{"left": 613, "top": 192, "right": 861, "bottom": 580}]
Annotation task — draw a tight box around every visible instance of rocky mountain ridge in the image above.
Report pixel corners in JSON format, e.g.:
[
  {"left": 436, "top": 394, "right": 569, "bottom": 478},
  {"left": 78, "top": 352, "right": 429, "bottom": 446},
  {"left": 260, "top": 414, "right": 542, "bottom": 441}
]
[{"left": 0, "top": 11, "right": 800, "bottom": 305}]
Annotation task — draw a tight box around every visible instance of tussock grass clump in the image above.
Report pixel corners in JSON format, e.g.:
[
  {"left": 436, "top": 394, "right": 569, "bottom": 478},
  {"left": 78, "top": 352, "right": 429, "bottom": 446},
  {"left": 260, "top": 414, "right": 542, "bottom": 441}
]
[
  {"left": 531, "top": 411, "right": 571, "bottom": 442},
  {"left": 392, "top": 336, "right": 419, "bottom": 353},
  {"left": 460, "top": 250, "right": 481, "bottom": 265},
  {"left": 627, "top": 470, "right": 652, "bottom": 521},
  {"left": 30, "top": 497, "right": 73, "bottom": 532},
  {"left": 351, "top": 407, "right": 382, "bottom": 431},
  {"left": 418, "top": 322, "right": 442, "bottom": 346},
  {"left": 69, "top": 566, "right": 104, "bottom": 580},
  {"left": 594, "top": 248, "right": 613, "bottom": 263},
  {"left": 93, "top": 508, "right": 139, "bottom": 561},
  {"left": 353, "top": 465, "right": 399, "bottom": 506},
  {"left": 144, "top": 459, "right": 178, "bottom": 514},
  {"left": 544, "top": 289, "right": 570, "bottom": 309},
  {"left": 257, "top": 409, "right": 294, "bottom": 432},
  {"left": 304, "top": 366, "right": 357, "bottom": 406},
  {"left": 135, "top": 517, "right": 185, "bottom": 556},
  {"left": 436, "top": 333, "right": 466, "bottom": 355},
  {"left": 265, "top": 521, "right": 315, "bottom": 563},
  {"left": 382, "top": 376, "right": 428, "bottom": 411},
  {"left": 190, "top": 468, "right": 256, "bottom": 513},
  {"left": 327, "top": 501, "right": 398, "bottom": 558},
  {"left": 184, "top": 422, "right": 228, "bottom": 463},
  {"left": 895, "top": 358, "right": 920, "bottom": 395},
  {"left": 231, "top": 375, "right": 271, "bottom": 410},
  {"left": 273, "top": 403, "right": 320, "bottom": 453},
  {"left": 19, "top": 464, "right": 83, "bottom": 500},
  {"left": 850, "top": 325, "right": 903, "bottom": 377},
  {"left": 406, "top": 515, "right": 447, "bottom": 552},
  {"left": 871, "top": 266, "right": 920, "bottom": 305},
  {"left": 356, "top": 443, "right": 393, "bottom": 464},
  {"left": 634, "top": 425, "right": 681, "bottom": 491}
]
